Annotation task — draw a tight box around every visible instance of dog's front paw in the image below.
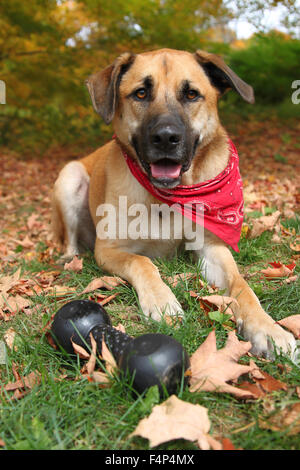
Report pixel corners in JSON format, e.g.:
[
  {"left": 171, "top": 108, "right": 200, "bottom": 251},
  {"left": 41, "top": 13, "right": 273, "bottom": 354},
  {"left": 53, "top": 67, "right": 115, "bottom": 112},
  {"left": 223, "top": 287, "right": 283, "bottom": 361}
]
[
  {"left": 237, "top": 313, "right": 297, "bottom": 361},
  {"left": 138, "top": 283, "right": 183, "bottom": 322}
]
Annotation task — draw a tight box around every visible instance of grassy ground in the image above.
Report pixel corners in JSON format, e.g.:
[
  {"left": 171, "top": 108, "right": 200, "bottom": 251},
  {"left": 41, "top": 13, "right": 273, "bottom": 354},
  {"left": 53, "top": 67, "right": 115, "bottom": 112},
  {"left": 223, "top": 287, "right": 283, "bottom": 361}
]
[{"left": 0, "top": 118, "right": 300, "bottom": 450}]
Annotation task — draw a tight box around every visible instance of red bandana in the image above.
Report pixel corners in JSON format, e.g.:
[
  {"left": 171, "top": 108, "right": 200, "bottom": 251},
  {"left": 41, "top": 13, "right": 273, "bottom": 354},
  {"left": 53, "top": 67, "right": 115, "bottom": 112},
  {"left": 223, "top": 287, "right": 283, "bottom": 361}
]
[{"left": 119, "top": 139, "right": 244, "bottom": 252}]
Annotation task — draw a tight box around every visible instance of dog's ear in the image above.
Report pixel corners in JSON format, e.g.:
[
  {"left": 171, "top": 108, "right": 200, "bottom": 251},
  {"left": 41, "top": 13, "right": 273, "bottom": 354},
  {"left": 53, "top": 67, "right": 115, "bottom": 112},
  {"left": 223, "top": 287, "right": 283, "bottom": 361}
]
[
  {"left": 85, "top": 52, "right": 135, "bottom": 124},
  {"left": 195, "top": 50, "right": 255, "bottom": 104}
]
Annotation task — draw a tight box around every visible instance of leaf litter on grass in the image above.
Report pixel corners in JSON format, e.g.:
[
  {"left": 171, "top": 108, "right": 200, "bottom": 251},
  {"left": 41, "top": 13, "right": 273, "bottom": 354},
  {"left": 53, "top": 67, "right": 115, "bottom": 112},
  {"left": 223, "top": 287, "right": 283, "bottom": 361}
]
[{"left": 1, "top": 121, "right": 300, "bottom": 449}]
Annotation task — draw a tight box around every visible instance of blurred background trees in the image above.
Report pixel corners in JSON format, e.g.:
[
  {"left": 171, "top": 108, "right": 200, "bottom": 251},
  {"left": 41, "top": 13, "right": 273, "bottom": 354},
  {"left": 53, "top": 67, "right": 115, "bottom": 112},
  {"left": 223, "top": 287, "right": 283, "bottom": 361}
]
[{"left": 0, "top": 0, "right": 299, "bottom": 154}]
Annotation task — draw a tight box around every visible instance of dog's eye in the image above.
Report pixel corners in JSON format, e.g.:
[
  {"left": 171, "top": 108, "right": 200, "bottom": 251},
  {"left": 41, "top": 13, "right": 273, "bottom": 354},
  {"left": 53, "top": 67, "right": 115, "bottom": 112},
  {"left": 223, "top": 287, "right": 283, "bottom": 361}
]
[
  {"left": 134, "top": 88, "right": 147, "bottom": 100},
  {"left": 186, "top": 89, "right": 199, "bottom": 101}
]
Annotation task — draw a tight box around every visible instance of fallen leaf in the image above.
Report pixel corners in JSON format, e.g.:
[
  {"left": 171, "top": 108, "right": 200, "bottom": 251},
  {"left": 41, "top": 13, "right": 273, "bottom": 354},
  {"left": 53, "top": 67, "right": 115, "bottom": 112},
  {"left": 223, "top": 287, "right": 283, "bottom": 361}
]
[
  {"left": 82, "top": 276, "right": 125, "bottom": 293},
  {"left": 45, "top": 285, "right": 76, "bottom": 296},
  {"left": 253, "top": 370, "right": 287, "bottom": 394},
  {"left": 260, "top": 261, "right": 296, "bottom": 279},
  {"left": 238, "top": 381, "right": 265, "bottom": 399},
  {"left": 259, "top": 403, "right": 300, "bottom": 435},
  {"left": 3, "top": 328, "right": 16, "bottom": 350},
  {"left": 0, "top": 268, "right": 21, "bottom": 295},
  {"left": 130, "top": 395, "right": 220, "bottom": 450},
  {"left": 194, "top": 295, "right": 238, "bottom": 320},
  {"left": 27, "top": 213, "right": 40, "bottom": 230},
  {"left": 3, "top": 371, "right": 41, "bottom": 399},
  {"left": 79, "top": 334, "right": 111, "bottom": 386},
  {"left": 290, "top": 239, "right": 300, "bottom": 252},
  {"left": 238, "top": 361, "right": 288, "bottom": 398},
  {"left": 284, "top": 274, "right": 298, "bottom": 284},
  {"left": 248, "top": 211, "right": 281, "bottom": 239},
  {"left": 277, "top": 314, "right": 300, "bottom": 339},
  {"left": 63, "top": 255, "right": 83, "bottom": 272},
  {"left": 165, "top": 272, "right": 197, "bottom": 288},
  {"left": 100, "top": 338, "right": 117, "bottom": 375},
  {"left": 89, "top": 370, "right": 110, "bottom": 385},
  {"left": 72, "top": 334, "right": 116, "bottom": 385},
  {"left": 189, "top": 330, "right": 257, "bottom": 398},
  {"left": 71, "top": 340, "right": 90, "bottom": 359},
  {"left": 1, "top": 294, "right": 31, "bottom": 314},
  {"left": 12, "top": 236, "right": 34, "bottom": 248},
  {"left": 86, "top": 333, "right": 97, "bottom": 376},
  {"left": 221, "top": 438, "right": 239, "bottom": 450},
  {"left": 99, "top": 292, "right": 119, "bottom": 306},
  {"left": 114, "top": 323, "right": 126, "bottom": 333}
]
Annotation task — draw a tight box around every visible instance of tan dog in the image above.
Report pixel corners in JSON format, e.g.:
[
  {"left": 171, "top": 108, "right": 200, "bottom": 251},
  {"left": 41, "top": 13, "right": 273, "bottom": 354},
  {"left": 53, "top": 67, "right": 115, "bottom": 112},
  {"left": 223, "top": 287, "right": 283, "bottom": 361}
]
[{"left": 52, "top": 48, "right": 296, "bottom": 360}]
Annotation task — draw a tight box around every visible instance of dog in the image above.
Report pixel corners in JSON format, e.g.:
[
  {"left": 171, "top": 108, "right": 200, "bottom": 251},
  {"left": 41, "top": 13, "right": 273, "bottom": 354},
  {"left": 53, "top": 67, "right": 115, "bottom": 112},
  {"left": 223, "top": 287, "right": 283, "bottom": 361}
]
[{"left": 52, "top": 48, "right": 297, "bottom": 361}]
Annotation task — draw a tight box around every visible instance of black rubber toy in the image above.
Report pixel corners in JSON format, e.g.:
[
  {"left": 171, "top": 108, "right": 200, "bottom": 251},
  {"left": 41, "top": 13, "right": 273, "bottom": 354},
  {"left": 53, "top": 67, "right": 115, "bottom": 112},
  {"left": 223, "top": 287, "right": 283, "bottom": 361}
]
[{"left": 51, "top": 299, "right": 190, "bottom": 395}]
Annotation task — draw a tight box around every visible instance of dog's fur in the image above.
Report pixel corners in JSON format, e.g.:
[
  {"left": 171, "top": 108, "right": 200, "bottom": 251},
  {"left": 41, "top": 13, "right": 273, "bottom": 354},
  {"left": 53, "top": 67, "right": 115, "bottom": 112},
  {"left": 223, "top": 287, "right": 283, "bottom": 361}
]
[{"left": 52, "top": 48, "right": 296, "bottom": 360}]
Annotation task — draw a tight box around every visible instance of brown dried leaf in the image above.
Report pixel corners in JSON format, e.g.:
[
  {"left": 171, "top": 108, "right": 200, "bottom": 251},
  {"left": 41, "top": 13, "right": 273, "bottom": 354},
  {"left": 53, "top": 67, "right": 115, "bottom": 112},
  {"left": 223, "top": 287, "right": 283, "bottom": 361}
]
[
  {"left": 284, "top": 275, "right": 298, "bottom": 284},
  {"left": 238, "top": 381, "right": 265, "bottom": 399},
  {"left": 249, "top": 210, "right": 281, "bottom": 239},
  {"left": 64, "top": 255, "right": 83, "bottom": 272},
  {"left": 100, "top": 338, "right": 117, "bottom": 375},
  {"left": 239, "top": 361, "right": 288, "bottom": 398},
  {"left": 261, "top": 266, "right": 291, "bottom": 278},
  {"left": 12, "top": 236, "right": 34, "bottom": 248},
  {"left": 86, "top": 333, "right": 97, "bottom": 376},
  {"left": 197, "top": 295, "right": 238, "bottom": 320},
  {"left": 259, "top": 403, "right": 300, "bottom": 435},
  {"left": 27, "top": 213, "right": 40, "bottom": 230},
  {"left": 3, "top": 328, "right": 16, "bottom": 350},
  {"left": 114, "top": 323, "right": 126, "bottom": 333},
  {"left": 165, "top": 272, "right": 197, "bottom": 288},
  {"left": 71, "top": 340, "right": 90, "bottom": 359},
  {"left": 3, "top": 371, "right": 41, "bottom": 393},
  {"left": 99, "top": 293, "right": 119, "bottom": 306},
  {"left": 1, "top": 294, "right": 31, "bottom": 314},
  {"left": 260, "top": 262, "right": 296, "bottom": 279},
  {"left": 254, "top": 370, "right": 288, "bottom": 394},
  {"left": 82, "top": 276, "right": 125, "bottom": 293},
  {"left": 277, "top": 314, "right": 300, "bottom": 338},
  {"left": 290, "top": 239, "right": 300, "bottom": 252},
  {"left": 130, "top": 395, "right": 219, "bottom": 450},
  {"left": 221, "top": 438, "right": 239, "bottom": 450},
  {"left": 0, "top": 268, "right": 21, "bottom": 295},
  {"left": 189, "top": 330, "right": 256, "bottom": 398},
  {"left": 45, "top": 285, "right": 76, "bottom": 296},
  {"left": 90, "top": 371, "right": 110, "bottom": 385}
]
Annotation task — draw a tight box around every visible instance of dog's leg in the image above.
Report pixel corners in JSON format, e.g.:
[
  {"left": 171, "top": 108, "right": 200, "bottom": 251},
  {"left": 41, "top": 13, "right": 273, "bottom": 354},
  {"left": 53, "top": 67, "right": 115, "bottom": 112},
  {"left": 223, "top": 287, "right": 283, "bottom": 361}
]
[
  {"left": 196, "top": 239, "right": 297, "bottom": 360},
  {"left": 52, "top": 161, "right": 94, "bottom": 262},
  {"left": 94, "top": 240, "right": 183, "bottom": 321}
]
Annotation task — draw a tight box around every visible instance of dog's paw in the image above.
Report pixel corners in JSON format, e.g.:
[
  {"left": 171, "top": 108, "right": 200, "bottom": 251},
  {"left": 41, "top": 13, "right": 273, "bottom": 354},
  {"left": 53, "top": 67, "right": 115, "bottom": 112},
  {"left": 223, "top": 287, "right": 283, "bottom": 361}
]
[
  {"left": 138, "top": 283, "right": 183, "bottom": 322},
  {"left": 237, "top": 314, "right": 297, "bottom": 361}
]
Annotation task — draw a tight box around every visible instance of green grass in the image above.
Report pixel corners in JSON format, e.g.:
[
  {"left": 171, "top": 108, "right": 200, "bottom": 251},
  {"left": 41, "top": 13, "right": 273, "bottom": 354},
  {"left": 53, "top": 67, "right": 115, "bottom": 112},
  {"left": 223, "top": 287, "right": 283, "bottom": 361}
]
[{"left": 1, "top": 220, "right": 300, "bottom": 450}]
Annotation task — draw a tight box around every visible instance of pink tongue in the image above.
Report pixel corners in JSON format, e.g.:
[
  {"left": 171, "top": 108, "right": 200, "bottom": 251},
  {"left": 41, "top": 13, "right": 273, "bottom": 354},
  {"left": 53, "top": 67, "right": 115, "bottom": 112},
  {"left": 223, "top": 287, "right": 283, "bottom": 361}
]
[{"left": 150, "top": 162, "right": 182, "bottom": 179}]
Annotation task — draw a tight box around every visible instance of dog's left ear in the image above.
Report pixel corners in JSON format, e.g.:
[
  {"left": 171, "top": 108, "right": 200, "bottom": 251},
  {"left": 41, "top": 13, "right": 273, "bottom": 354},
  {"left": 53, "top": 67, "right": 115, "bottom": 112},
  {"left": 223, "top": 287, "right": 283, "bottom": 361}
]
[
  {"left": 85, "top": 52, "right": 135, "bottom": 124},
  {"left": 195, "top": 50, "right": 255, "bottom": 104}
]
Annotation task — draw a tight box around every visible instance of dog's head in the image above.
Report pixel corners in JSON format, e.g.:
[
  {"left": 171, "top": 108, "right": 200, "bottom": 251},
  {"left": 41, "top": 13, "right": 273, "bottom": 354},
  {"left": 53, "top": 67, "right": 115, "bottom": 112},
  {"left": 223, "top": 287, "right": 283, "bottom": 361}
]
[{"left": 86, "top": 49, "right": 254, "bottom": 189}]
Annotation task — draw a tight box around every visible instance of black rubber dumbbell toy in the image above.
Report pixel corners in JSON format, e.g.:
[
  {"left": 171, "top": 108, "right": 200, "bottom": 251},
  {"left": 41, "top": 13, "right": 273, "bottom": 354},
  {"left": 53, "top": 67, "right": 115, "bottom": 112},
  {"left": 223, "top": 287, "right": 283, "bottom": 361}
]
[{"left": 51, "top": 299, "right": 190, "bottom": 395}]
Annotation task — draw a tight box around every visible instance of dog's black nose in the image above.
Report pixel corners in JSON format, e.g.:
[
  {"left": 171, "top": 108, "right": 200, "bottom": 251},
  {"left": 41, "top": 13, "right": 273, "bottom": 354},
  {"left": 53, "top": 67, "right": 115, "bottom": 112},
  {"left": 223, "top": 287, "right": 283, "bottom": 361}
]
[{"left": 150, "top": 126, "right": 183, "bottom": 152}]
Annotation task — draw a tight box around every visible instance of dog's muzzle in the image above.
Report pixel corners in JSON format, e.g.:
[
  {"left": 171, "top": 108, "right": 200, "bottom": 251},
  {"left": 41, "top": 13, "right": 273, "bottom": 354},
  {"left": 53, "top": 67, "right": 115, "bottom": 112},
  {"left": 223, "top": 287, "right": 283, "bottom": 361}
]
[{"left": 134, "top": 114, "right": 192, "bottom": 188}]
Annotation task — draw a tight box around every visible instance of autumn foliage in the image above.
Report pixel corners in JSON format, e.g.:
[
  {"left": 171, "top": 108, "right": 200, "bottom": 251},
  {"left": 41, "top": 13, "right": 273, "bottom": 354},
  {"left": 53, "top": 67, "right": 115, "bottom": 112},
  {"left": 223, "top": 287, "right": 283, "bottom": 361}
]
[{"left": 0, "top": 1, "right": 299, "bottom": 153}]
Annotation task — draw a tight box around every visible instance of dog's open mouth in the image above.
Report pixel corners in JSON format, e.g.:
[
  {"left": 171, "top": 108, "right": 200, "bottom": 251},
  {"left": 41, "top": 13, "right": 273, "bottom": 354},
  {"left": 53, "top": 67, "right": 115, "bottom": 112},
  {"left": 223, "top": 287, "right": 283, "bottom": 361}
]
[{"left": 150, "top": 159, "right": 182, "bottom": 180}]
